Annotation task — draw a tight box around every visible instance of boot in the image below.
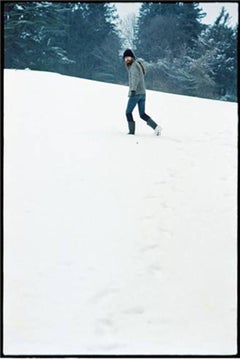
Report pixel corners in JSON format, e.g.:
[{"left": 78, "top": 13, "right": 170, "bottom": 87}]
[
  {"left": 147, "top": 118, "right": 162, "bottom": 136},
  {"left": 128, "top": 121, "right": 135, "bottom": 135},
  {"left": 155, "top": 125, "right": 162, "bottom": 136}
]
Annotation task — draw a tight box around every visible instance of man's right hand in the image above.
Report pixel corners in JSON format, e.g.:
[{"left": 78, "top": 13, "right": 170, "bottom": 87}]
[{"left": 130, "top": 91, "right": 136, "bottom": 97}]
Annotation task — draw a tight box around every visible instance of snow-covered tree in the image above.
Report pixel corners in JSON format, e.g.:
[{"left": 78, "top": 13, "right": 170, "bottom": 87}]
[
  {"left": 4, "top": 2, "right": 74, "bottom": 71},
  {"left": 198, "top": 7, "right": 237, "bottom": 100},
  {"left": 4, "top": 2, "right": 123, "bottom": 83}
]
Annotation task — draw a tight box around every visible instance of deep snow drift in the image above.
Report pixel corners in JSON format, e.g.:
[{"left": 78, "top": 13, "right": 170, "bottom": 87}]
[{"left": 4, "top": 70, "right": 238, "bottom": 355}]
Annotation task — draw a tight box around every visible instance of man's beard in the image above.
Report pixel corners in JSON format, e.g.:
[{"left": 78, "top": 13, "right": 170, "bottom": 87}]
[{"left": 126, "top": 58, "right": 134, "bottom": 66}]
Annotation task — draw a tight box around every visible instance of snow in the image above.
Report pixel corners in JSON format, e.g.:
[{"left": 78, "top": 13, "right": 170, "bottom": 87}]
[{"left": 3, "top": 69, "right": 238, "bottom": 355}]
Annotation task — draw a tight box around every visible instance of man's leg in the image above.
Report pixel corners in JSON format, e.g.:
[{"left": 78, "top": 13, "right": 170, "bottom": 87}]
[
  {"left": 138, "top": 95, "right": 151, "bottom": 122},
  {"left": 126, "top": 96, "right": 138, "bottom": 134},
  {"left": 138, "top": 95, "right": 160, "bottom": 132}
]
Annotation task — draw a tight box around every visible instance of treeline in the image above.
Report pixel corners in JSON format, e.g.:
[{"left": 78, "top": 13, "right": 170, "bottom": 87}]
[
  {"left": 134, "top": 3, "right": 237, "bottom": 101},
  {"left": 4, "top": 2, "right": 124, "bottom": 83},
  {"left": 4, "top": 2, "right": 238, "bottom": 101}
]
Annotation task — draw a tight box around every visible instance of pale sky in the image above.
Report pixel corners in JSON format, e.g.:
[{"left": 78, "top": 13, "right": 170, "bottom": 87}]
[{"left": 115, "top": 2, "right": 238, "bottom": 26}]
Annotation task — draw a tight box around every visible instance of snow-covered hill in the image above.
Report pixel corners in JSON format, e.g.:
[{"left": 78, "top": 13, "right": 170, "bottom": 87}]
[{"left": 4, "top": 69, "right": 238, "bottom": 355}]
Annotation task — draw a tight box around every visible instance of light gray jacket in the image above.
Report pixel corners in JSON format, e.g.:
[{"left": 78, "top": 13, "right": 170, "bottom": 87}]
[{"left": 126, "top": 59, "right": 146, "bottom": 97}]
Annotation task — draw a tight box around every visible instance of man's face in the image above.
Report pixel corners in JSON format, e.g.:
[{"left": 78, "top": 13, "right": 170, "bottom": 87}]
[{"left": 124, "top": 56, "right": 133, "bottom": 65}]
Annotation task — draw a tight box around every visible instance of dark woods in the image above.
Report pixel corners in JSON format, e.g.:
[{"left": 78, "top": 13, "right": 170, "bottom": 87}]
[
  {"left": 4, "top": 3, "right": 123, "bottom": 83},
  {"left": 3, "top": 2, "right": 237, "bottom": 101},
  {"left": 135, "top": 3, "right": 237, "bottom": 101}
]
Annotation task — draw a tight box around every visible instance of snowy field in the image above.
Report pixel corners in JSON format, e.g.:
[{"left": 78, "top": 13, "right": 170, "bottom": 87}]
[{"left": 4, "top": 69, "right": 238, "bottom": 355}]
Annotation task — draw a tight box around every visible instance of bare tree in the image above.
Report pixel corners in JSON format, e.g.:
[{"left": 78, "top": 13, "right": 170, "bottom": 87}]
[{"left": 119, "top": 13, "right": 137, "bottom": 50}]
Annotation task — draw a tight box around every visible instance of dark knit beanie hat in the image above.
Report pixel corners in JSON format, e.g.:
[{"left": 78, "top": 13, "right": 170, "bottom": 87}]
[{"left": 123, "top": 49, "right": 135, "bottom": 59}]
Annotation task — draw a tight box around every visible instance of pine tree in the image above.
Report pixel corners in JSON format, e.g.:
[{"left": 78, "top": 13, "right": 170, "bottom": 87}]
[
  {"left": 196, "top": 7, "right": 237, "bottom": 100},
  {"left": 65, "top": 2, "right": 122, "bottom": 82},
  {"left": 135, "top": 2, "right": 205, "bottom": 61},
  {"left": 5, "top": 3, "right": 71, "bottom": 70},
  {"left": 4, "top": 2, "right": 74, "bottom": 71},
  {"left": 4, "top": 2, "right": 123, "bottom": 84}
]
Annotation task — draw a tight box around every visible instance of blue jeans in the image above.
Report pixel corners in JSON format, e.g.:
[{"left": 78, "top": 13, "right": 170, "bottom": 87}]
[{"left": 125, "top": 94, "right": 151, "bottom": 123}]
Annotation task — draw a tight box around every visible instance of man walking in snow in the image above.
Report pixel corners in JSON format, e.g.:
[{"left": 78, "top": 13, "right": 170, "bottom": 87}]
[{"left": 123, "top": 49, "right": 162, "bottom": 136}]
